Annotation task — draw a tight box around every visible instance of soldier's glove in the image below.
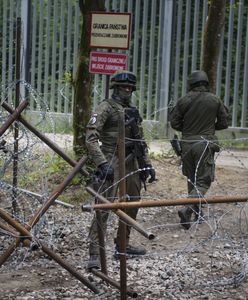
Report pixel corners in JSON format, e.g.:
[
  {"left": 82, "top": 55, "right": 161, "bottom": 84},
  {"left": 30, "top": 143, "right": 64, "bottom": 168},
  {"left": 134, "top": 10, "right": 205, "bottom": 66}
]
[
  {"left": 145, "top": 164, "right": 156, "bottom": 183},
  {"left": 98, "top": 163, "right": 114, "bottom": 181}
]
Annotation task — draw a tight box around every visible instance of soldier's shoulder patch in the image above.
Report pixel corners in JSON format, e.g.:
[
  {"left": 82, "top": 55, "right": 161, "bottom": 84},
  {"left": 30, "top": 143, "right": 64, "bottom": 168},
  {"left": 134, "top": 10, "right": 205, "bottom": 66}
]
[{"left": 89, "top": 113, "right": 98, "bottom": 125}]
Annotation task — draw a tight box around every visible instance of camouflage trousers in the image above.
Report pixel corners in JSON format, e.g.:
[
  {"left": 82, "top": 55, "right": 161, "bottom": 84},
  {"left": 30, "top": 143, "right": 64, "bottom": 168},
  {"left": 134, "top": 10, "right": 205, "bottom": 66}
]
[
  {"left": 179, "top": 139, "right": 216, "bottom": 214},
  {"left": 181, "top": 139, "right": 216, "bottom": 197},
  {"left": 88, "top": 154, "right": 141, "bottom": 256}
]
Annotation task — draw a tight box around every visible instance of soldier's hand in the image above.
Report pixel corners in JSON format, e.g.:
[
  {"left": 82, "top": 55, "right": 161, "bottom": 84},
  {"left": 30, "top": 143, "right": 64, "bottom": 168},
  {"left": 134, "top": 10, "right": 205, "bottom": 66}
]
[
  {"left": 98, "top": 163, "right": 114, "bottom": 181},
  {"left": 145, "top": 164, "right": 157, "bottom": 183}
]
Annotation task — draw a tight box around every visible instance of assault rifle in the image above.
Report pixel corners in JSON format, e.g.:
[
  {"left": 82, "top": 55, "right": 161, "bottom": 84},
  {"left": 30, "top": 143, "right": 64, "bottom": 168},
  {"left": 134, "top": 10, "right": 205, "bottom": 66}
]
[
  {"left": 170, "top": 134, "right": 182, "bottom": 156},
  {"left": 125, "top": 108, "right": 151, "bottom": 190}
]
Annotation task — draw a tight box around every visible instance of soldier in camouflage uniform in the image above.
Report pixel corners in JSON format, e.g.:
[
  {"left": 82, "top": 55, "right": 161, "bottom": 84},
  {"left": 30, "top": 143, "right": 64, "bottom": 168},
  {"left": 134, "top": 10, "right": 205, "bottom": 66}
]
[
  {"left": 170, "top": 70, "right": 229, "bottom": 230},
  {"left": 85, "top": 70, "right": 156, "bottom": 269}
]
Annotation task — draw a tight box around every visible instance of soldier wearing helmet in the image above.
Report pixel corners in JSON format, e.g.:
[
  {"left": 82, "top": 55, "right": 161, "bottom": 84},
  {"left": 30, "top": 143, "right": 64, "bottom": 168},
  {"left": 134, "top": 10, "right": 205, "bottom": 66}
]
[
  {"left": 170, "top": 70, "right": 229, "bottom": 230},
  {"left": 85, "top": 70, "right": 156, "bottom": 269}
]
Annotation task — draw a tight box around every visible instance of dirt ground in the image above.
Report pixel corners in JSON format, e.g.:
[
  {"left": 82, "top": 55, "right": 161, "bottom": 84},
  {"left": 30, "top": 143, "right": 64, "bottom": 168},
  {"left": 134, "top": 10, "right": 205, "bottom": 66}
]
[{"left": 1, "top": 147, "right": 248, "bottom": 299}]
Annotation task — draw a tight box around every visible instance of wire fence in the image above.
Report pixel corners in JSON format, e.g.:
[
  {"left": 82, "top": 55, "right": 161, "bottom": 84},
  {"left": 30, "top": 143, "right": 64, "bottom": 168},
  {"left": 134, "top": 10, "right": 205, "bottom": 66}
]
[{"left": 0, "top": 0, "right": 248, "bottom": 130}]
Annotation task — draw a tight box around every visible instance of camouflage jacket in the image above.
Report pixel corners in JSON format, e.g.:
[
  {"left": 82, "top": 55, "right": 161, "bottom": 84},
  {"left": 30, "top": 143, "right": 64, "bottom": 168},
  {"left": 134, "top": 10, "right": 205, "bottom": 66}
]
[
  {"left": 85, "top": 97, "right": 150, "bottom": 167},
  {"left": 170, "top": 86, "right": 229, "bottom": 139}
]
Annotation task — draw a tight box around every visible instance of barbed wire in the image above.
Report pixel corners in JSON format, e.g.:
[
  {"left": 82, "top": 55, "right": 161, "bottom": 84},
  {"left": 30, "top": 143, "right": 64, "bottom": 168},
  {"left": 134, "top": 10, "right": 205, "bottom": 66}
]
[{"left": 1, "top": 86, "right": 248, "bottom": 297}]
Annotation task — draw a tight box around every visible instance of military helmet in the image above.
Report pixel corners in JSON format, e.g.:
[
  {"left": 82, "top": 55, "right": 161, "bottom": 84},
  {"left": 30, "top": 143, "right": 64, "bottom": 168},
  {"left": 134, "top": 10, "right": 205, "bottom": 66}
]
[
  {"left": 188, "top": 70, "right": 209, "bottom": 88},
  {"left": 110, "top": 70, "right": 136, "bottom": 91}
]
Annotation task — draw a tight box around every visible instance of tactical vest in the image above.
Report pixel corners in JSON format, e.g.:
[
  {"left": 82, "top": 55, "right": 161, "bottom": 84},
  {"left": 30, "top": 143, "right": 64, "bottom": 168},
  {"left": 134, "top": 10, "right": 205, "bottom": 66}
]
[{"left": 100, "top": 98, "right": 139, "bottom": 151}]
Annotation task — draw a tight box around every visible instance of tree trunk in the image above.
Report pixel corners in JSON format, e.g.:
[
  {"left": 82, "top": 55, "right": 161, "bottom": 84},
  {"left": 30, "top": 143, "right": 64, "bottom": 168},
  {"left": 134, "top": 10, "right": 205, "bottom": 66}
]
[
  {"left": 73, "top": 0, "right": 105, "bottom": 158},
  {"left": 201, "top": 0, "right": 226, "bottom": 92}
]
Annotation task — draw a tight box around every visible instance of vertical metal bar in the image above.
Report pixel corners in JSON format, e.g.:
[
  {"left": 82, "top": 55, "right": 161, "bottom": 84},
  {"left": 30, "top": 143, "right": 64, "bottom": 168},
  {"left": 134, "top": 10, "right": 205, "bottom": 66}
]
[
  {"left": 12, "top": 17, "right": 22, "bottom": 213},
  {"left": 126, "top": 0, "right": 133, "bottom": 69},
  {"left": 72, "top": 1, "right": 79, "bottom": 78},
  {"left": 20, "top": 0, "right": 31, "bottom": 99},
  {"left": 168, "top": 0, "right": 178, "bottom": 106},
  {"left": 1, "top": 0, "right": 8, "bottom": 100},
  {"left": 139, "top": 0, "right": 148, "bottom": 118},
  {"left": 191, "top": 0, "right": 199, "bottom": 71},
  {"left": 224, "top": 0, "right": 234, "bottom": 108},
  {"left": 127, "top": 0, "right": 133, "bottom": 70},
  {"left": 105, "top": 75, "right": 110, "bottom": 99},
  {"left": 105, "top": 0, "right": 110, "bottom": 11},
  {"left": 8, "top": 0, "right": 15, "bottom": 103},
  {"left": 216, "top": 27, "right": 224, "bottom": 97},
  {"left": 154, "top": 0, "right": 164, "bottom": 120},
  {"left": 132, "top": 0, "right": 140, "bottom": 86},
  {"left": 96, "top": 210, "right": 107, "bottom": 274},
  {"left": 147, "top": 0, "right": 157, "bottom": 119},
  {"left": 159, "top": 0, "right": 173, "bottom": 128},
  {"left": 200, "top": 0, "right": 208, "bottom": 67},
  {"left": 71, "top": 1, "right": 80, "bottom": 115},
  {"left": 182, "top": 0, "right": 191, "bottom": 95},
  {"left": 118, "top": 110, "right": 127, "bottom": 300},
  {"left": 30, "top": 0, "right": 37, "bottom": 109},
  {"left": 102, "top": 75, "right": 107, "bottom": 100},
  {"left": 58, "top": 0, "right": 65, "bottom": 113},
  {"left": 93, "top": 74, "right": 99, "bottom": 109},
  {"left": 64, "top": 0, "right": 72, "bottom": 113},
  {"left": 241, "top": 14, "right": 248, "bottom": 128},
  {"left": 44, "top": 0, "right": 51, "bottom": 103},
  {"left": 37, "top": 0, "right": 44, "bottom": 95},
  {"left": 120, "top": 0, "right": 125, "bottom": 12},
  {"left": 111, "top": 0, "right": 115, "bottom": 11},
  {"left": 51, "top": 0, "right": 58, "bottom": 112},
  {"left": 173, "top": 0, "right": 182, "bottom": 101},
  {"left": 232, "top": 0, "right": 243, "bottom": 127}
]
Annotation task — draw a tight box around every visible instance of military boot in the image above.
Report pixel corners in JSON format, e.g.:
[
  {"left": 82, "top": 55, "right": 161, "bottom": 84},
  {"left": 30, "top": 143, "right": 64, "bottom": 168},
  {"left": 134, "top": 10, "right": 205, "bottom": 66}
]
[
  {"left": 87, "top": 255, "right": 100, "bottom": 270},
  {"left": 114, "top": 244, "right": 146, "bottom": 259},
  {"left": 178, "top": 206, "right": 193, "bottom": 230}
]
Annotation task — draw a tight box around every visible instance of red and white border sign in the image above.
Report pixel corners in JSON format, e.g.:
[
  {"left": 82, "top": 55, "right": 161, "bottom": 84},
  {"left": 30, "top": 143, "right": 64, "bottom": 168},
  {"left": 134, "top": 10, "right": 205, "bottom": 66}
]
[
  {"left": 89, "top": 51, "right": 128, "bottom": 75},
  {"left": 90, "top": 12, "right": 131, "bottom": 50}
]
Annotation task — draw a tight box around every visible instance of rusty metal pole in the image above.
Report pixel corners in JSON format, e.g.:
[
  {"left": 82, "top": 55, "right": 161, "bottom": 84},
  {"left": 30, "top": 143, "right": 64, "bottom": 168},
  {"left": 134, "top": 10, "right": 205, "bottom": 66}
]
[
  {"left": 0, "top": 209, "right": 99, "bottom": 294},
  {"left": 91, "top": 269, "right": 138, "bottom": 298},
  {"left": 0, "top": 238, "right": 21, "bottom": 267},
  {"left": 96, "top": 209, "right": 108, "bottom": 274},
  {"left": 1, "top": 102, "right": 88, "bottom": 177},
  {"left": 0, "top": 100, "right": 28, "bottom": 137},
  {"left": 0, "top": 221, "right": 17, "bottom": 236},
  {"left": 0, "top": 157, "right": 87, "bottom": 268},
  {"left": 27, "top": 156, "right": 87, "bottom": 229},
  {"left": 85, "top": 186, "right": 155, "bottom": 240},
  {"left": 82, "top": 195, "right": 248, "bottom": 210},
  {"left": 12, "top": 16, "right": 22, "bottom": 213},
  {"left": 40, "top": 242, "right": 99, "bottom": 294},
  {"left": 118, "top": 109, "right": 127, "bottom": 300}
]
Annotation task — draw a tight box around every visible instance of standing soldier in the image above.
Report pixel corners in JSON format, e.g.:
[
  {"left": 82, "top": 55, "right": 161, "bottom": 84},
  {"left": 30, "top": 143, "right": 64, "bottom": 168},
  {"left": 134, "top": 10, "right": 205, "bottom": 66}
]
[
  {"left": 170, "top": 70, "right": 229, "bottom": 229},
  {"left": 85, "top": 70, "right": 156, "bottom": 269}
]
